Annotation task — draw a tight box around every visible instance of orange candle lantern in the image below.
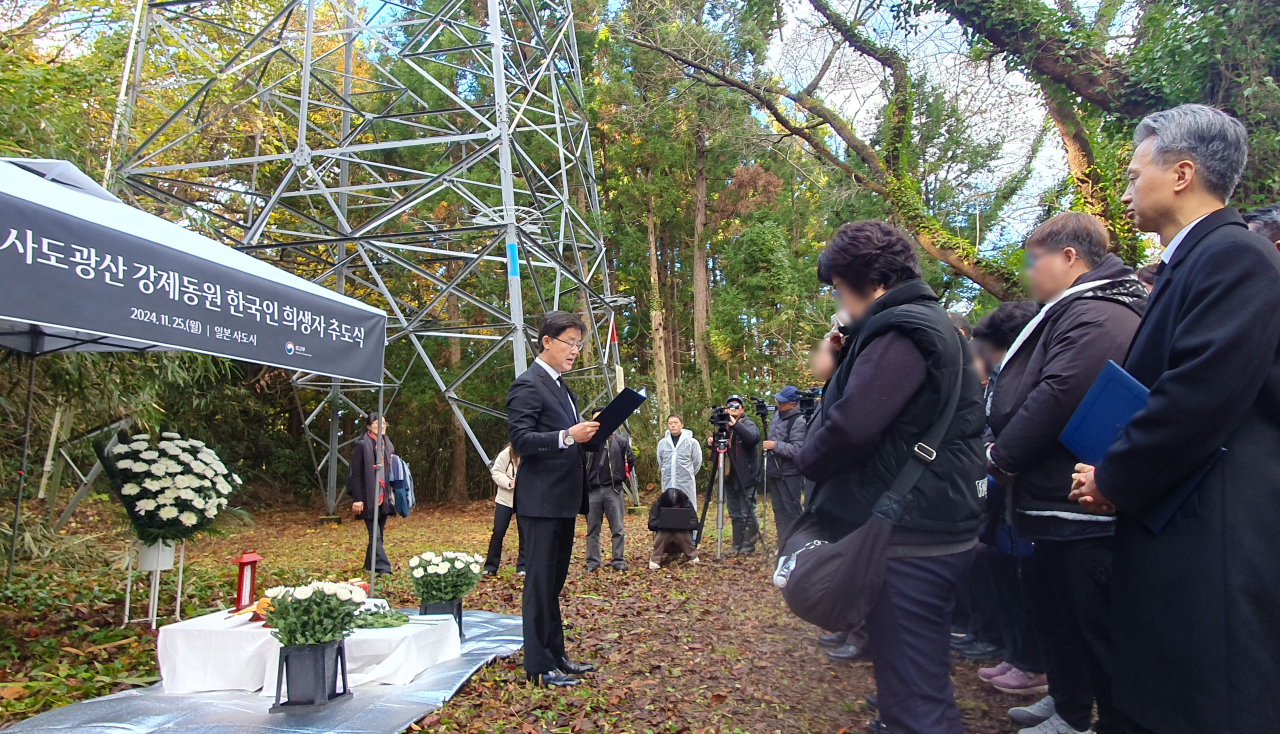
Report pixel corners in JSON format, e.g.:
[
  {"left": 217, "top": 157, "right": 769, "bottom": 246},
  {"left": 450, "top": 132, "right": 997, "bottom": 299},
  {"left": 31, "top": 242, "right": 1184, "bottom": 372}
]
[{"left": 233, "top": 550, "right": 263, "bottom": 612}]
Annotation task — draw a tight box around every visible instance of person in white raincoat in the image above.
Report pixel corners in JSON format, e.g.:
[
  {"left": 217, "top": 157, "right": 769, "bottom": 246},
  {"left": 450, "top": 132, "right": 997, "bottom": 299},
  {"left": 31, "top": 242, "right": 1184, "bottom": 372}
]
[{"left": 657, "top": 414, "right": 702, "bottom": 506}]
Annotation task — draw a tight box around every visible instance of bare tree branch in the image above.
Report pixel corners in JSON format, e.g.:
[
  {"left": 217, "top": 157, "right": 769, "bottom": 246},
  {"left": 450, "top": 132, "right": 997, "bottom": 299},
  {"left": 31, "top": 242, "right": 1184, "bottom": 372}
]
[
  {"left": 800, "top": 38, "right": 842, "bottom": 97},
  {"left": 928, "top": 0, "right": 1162, "bottom": 117},
  {"left": 625, "top": 33, "right": 888, "bottom": 195}
]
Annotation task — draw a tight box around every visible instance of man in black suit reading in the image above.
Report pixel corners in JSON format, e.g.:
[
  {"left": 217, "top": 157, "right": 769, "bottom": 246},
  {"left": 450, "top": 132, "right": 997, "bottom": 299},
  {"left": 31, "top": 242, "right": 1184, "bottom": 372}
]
[
  {"left": 1070, "top": 104, "right": 1280, "bottom": 734},
  {"left": 507, "top": 311, "right": 600, "bottom": 687}
]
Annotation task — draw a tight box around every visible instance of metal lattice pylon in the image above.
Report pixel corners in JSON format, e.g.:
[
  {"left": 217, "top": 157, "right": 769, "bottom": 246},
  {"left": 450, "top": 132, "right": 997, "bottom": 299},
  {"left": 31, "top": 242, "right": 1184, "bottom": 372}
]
[{"left": 107, "top": 0, "right": 630, "bottom": 512}]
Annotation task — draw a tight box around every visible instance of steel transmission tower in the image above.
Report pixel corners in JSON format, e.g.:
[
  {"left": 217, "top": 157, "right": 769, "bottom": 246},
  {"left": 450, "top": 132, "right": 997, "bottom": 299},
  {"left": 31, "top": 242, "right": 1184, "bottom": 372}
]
[{"left": 107, "top": 0, "right": 629, "bottom": 512}]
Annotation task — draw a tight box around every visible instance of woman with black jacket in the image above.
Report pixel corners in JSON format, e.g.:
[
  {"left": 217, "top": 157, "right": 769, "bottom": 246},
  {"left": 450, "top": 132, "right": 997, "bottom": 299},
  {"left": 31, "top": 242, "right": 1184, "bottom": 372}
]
[{"left": 798, "top": 221, "right": 986, "bottom": 734}]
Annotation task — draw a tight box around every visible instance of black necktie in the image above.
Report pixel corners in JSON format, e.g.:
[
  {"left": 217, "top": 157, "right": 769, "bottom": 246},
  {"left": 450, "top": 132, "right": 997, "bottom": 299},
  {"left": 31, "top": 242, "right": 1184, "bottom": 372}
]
[
  {"left": 1149, "top": 260, "right": 1169, "bottom": 297},
  {"left": 556, "top": 376, "right": 575, "bottom": 416}
]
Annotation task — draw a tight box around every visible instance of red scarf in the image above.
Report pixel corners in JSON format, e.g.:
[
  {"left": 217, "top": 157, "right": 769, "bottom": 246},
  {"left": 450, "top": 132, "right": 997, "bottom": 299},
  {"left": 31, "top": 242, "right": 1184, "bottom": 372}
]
[{"left": 369, "top": 431, "right": 387, "bottom": 503}]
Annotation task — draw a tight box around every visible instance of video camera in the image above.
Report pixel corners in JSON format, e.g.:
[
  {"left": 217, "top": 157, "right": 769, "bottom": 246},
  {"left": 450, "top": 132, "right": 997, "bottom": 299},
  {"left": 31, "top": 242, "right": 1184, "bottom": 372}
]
[
  {"left": 797, "top": 388, "right": 821, "bottom": 419},
  {"left": 707, "top": 405, "right": 734, "bottom": 450},
  {"left": 751, "top": 397, "right": 773, "bottom": 423}
]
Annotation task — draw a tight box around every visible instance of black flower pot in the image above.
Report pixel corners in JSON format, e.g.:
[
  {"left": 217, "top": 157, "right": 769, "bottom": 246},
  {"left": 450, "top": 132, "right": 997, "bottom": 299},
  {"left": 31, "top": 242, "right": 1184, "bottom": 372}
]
[
  {"left": 270, "top": 638, "right": 352, "bottom": 713},
  {"left": 420, "top": 598, "right": 464, "bottom": 641}
]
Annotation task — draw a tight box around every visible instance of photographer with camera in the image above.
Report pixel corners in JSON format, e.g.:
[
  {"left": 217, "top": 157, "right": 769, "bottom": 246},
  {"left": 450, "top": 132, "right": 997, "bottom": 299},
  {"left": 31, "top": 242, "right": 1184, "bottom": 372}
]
[
  {"left": 706, "top": 395, "right": 761, "bottom": 554},
  {"left": 763, "top": 386, "right": 808, "bottom": 542}
]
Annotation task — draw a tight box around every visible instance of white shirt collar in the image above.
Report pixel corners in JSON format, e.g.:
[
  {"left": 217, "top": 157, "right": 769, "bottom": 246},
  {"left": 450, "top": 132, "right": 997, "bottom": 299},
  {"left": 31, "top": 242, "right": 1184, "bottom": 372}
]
[
  {"left": 1162, "top": 212, "right": 1213, "bottom": 264},
  {"left": 533, "top": 356, "right": 561, "bottom": 381},
  {"left": 999, "top": 271, "right": 1128, "bottom": 371}
]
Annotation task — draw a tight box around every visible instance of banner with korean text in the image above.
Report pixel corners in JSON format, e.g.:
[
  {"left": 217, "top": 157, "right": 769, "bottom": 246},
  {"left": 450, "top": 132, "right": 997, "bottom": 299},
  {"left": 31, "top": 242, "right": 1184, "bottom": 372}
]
[{"left": 0, "top": 190, "right": 387, "bottom": 384}]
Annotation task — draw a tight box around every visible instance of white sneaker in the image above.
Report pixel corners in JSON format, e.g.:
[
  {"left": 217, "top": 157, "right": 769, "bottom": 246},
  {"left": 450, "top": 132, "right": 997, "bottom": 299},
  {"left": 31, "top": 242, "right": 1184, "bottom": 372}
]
[
  {"left": 648, "top": 561, "right": 661, "bottom": 570},
  {"left": 1010, "top": 696, "right": 1055, "bottom": 727},
  {"left": 1018, "top": 713, "right": 1088, "bottom": 734}
]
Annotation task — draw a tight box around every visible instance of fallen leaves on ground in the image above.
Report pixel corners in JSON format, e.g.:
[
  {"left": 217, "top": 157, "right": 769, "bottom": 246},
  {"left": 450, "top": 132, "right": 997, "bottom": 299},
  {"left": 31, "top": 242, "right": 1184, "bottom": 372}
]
[{"left": 3, "top": 496, "right": 1025, "bottom": 732}]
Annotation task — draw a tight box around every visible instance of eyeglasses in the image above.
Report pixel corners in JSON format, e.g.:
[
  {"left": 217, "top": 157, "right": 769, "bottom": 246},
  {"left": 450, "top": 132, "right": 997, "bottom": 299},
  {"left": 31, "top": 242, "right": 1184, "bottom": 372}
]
[{"left": 550, "top": 336, "right": 583, "bottom": 352}]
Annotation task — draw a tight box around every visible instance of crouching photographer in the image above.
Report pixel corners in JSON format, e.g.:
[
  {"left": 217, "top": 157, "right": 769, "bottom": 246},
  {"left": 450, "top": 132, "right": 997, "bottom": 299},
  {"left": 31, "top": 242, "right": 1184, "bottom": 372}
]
[{"left": 793, "top": 221, "right": 986, "bottom": 734}]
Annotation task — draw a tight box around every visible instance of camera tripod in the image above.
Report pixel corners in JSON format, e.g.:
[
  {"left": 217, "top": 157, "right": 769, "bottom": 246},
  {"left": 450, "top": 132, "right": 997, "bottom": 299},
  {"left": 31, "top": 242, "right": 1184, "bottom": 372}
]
[
  {"left": 695, "top": 431, "right": 730, "bottom": 560},
  {"left": 695, "top": 431, "right": 770, "bottom": 561}
]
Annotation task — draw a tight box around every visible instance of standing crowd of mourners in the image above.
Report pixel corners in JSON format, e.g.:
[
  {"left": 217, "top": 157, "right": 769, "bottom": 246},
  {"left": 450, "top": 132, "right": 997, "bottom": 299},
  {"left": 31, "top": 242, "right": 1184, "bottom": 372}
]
[{"left": 778, "top": 102, "right": 1280, "bottom": 734}]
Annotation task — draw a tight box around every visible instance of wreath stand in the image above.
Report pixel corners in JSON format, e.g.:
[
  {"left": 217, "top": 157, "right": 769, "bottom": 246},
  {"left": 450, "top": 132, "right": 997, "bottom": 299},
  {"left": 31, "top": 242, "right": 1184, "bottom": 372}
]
[{"left": 121, "top": 539, "right": 186, "bottom": 629}]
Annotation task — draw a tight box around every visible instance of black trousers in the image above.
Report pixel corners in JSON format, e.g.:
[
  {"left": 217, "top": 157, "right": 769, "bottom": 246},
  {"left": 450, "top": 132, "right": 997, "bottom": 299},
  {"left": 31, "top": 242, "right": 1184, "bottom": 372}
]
[
  {"left": 484, "top": 504, "right": 525, "bottom": 573},
  {"left": 517, "top": 515, "right": 576, "bottom": 674},
  {"left": 768, "top": 473, "right": 804, "bottom": 543},
  {"left": 866, "top": 548, "right": 975, "bottom": 734},
  {"left": 961, "top": 549, "right": 1004, "bottom": 646},
  {"left": 973, "top": 545, "right": 1046, "bottom": 673},
  {"left": 1024, "top": 535, "right": 1116, "bottom": 734},
  {"left": 363, "top": 514, "right": 391, "bottom": 574}
]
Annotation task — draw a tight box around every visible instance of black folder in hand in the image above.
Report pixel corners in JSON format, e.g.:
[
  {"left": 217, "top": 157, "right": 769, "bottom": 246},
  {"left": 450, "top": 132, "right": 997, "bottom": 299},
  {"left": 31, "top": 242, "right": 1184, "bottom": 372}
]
[
  {"left": 582, "top": 387, "right": 647, "bottom": 448},
  {"left": 1060, "top": 360, "right": 1224, "bottom": 534}
]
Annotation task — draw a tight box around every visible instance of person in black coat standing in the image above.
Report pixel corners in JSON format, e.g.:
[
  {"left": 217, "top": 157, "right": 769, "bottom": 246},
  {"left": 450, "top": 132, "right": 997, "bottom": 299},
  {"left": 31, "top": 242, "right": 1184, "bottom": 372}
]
[
  {"left": 986, "top": 212, "right": 1146, "bottom": 732},
  {"left": 707, "top": 396, "right": 761, "bottom": 554},
  {"left": 346, "top": 412, "right": 395, "bottom": 575},
  {"left": 584, "top": 409, "right": 635, "bottom": 572},
  {"left": 1070, "top": 104, "right": 1280, "bottom": 734},
  {"left": 506, "top": 311, "right": 600, "bottom": 688}
]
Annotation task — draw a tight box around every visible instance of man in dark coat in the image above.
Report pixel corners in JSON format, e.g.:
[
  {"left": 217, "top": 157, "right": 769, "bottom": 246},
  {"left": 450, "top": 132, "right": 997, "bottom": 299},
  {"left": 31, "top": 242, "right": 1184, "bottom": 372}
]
[
  {"left": 707, "top": 395, "right": 761, "bottom": 553},
  {"left": 986, "top": 212, "right": 1146, "bottom": 732},
  {"left": 763, "top": 385, "right": 807, "bottom": 542},
  {"left": 1070, "top": 104, "right": 1280, "bottom": 734},
  {"left": 346, "top": 412, "right": 395, "bottom": 575},
  {"left": 506, "top": 311, "right": 600, "bottom": 688},
  {"left": 584, "top": 410, "right": 635, "bottom": 572}
]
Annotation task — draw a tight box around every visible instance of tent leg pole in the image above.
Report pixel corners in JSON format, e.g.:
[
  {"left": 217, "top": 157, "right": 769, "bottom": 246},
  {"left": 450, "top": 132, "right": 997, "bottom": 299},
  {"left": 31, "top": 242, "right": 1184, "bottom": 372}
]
[
  {"left": 122, "top": 540, "right": 134, "bottom": 628},
  {"left": 174, "top": 541, "right": 185, "bottom": 621},
  {"left": 5, "top": 357, "right": 37, "bottom": 587},
  {"left": 149, "top": 569, "right": 160, "bottom": 630}
]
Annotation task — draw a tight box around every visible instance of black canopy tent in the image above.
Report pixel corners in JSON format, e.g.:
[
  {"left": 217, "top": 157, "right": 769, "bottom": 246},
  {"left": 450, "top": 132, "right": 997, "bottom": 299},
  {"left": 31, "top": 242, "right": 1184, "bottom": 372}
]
[{"left": 0, "top": 159, "right": 389, "bottom": 586}]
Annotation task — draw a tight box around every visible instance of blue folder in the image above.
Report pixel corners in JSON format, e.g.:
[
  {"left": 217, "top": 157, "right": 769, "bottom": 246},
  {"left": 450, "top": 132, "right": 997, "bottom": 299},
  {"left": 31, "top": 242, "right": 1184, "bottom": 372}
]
[
  {"left": 1060, "top": 361, "right": 1149, "bottom": 466},
  {"left": 1060, "top": 360, "right": 1224, "bottom": 534}
]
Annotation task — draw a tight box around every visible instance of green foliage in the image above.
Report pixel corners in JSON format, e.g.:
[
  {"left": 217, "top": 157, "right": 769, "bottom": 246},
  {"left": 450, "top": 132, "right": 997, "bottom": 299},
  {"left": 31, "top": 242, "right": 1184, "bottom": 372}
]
[
  {"left": 408, "top": 551, "right": 483, "bottom": 603},
  {"left": 0, "top": 570, "right": 159, "bottom": 723},
  {"left": 1123, "top": 0, "right": 1280, "bottom": 206},
  {"left": 352, "top": 608, "right": 410, "bottom": 629},
  {"left": 262, "top": 582, "right": 363, "bottom": 647}
]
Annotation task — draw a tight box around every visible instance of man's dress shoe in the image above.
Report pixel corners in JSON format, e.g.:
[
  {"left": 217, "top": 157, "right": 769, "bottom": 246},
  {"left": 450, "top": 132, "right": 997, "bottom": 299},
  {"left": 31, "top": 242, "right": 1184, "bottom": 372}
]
[
  {"left": 527, "top": 669, "right": 580, "bottom": 687},
  {"left": 558, "top": 657, "right": 595, "bottom": 675}
]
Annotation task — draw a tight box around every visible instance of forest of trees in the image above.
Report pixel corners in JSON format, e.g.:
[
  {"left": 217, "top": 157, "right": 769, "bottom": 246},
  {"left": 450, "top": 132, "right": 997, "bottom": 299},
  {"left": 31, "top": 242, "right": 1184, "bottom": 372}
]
[{"left": 2, "top": 0, "right": 1277, "bottom": 509}]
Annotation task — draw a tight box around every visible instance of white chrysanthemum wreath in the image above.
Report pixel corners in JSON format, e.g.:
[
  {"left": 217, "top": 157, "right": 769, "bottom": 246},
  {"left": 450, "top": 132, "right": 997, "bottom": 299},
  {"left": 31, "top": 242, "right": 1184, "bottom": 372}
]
[{"left": 99, "top": 430, "right": 241, "bottom": 543}]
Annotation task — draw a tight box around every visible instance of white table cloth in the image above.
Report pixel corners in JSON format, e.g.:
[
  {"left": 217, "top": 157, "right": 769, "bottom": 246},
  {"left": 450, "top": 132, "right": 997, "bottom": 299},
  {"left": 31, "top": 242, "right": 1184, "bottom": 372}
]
[{"left": 156, "top": 610, "right": 461, "bottom": 695}]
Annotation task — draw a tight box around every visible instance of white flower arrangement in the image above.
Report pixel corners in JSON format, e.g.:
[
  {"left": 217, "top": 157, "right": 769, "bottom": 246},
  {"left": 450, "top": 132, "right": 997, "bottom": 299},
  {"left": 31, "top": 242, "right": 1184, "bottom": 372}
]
[
  {"left": 408, "top": 550, "right": 485, "bottom": 604},
  {"left": 99, "top": 429, "right": 242, "bottom": 543},
  {"left": 263, "top": 580, "right": 369, "bottom": 647}
]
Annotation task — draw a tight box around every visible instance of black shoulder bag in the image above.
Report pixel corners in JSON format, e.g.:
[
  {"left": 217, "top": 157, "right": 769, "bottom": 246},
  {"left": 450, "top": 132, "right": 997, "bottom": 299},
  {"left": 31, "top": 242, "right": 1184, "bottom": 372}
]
[{"left": 772, "top": 359, "right": 964, "bottom": 633}]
